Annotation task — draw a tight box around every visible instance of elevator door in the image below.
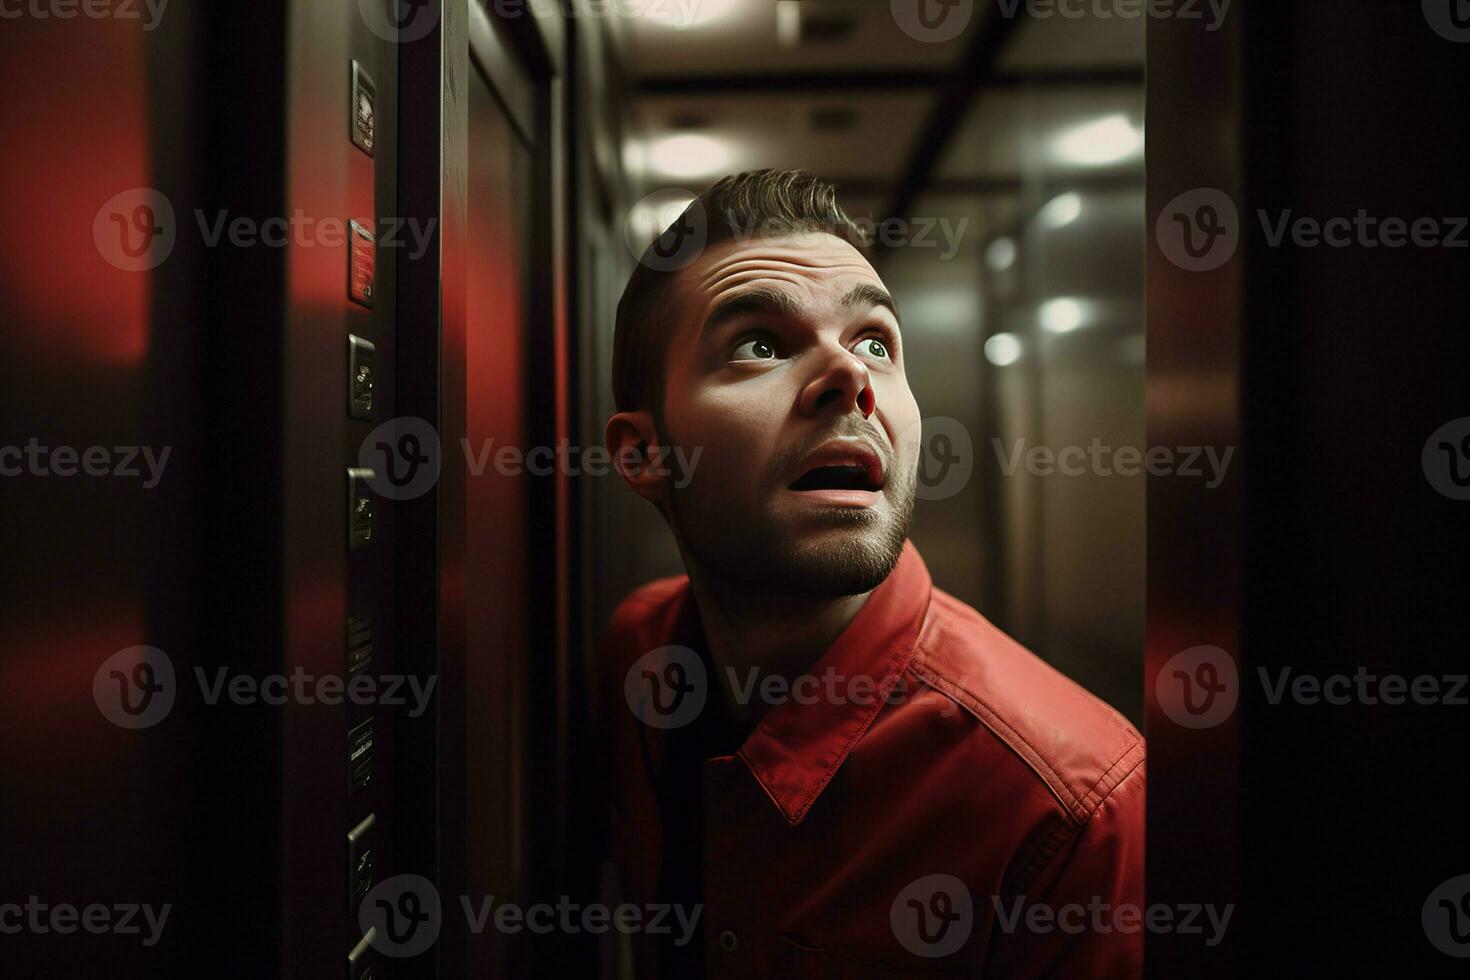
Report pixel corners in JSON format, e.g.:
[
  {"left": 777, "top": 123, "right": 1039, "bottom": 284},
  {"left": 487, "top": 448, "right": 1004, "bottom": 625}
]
[{"left": 460, "top": 54, "right": 535, "bottom": 979}]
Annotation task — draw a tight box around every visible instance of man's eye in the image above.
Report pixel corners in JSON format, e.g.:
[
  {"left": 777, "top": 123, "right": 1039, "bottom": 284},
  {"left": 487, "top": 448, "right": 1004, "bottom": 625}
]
[
  {"left": 731, "top": 338, "right": 777, "bottom": 361},
  {"left": 855, "top": 337, "right": 891, "bottom": 360}
]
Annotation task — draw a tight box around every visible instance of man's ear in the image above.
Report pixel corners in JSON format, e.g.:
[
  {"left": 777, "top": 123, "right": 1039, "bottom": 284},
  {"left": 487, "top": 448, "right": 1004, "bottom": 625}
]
[{"left": 605, "top": 410, "right": 667, "bottom": 505}]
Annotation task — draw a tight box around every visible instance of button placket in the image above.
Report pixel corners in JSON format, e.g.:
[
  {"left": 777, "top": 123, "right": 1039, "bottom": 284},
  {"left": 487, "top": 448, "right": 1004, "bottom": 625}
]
[{"left": 704, "top": 757, "right": 754, "bottom": 971}]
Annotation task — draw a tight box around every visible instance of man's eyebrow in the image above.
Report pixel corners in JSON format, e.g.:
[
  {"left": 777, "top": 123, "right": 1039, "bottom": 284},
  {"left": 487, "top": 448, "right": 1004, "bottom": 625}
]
[
  {"left": 840, "top": 283, "right": 900, "bottom": 323},
  {"left": 701, "top": 286, "right": 803, "bottom": 334},
  {"left": 700, "top": 283, "right": 901, "bottom": 336}
]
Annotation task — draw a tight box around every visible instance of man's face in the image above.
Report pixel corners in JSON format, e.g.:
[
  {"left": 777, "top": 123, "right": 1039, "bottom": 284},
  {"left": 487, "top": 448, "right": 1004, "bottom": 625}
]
[{"left": 655, "top": 231, "right": 921, "bottom": 598}]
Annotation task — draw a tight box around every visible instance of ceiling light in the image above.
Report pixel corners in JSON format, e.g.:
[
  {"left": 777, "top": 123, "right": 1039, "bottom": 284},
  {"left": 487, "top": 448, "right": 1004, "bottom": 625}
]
[
  {"left": 1037, "top": 192, "right": 1082, "bottom": 229},
  {"left": 1038, "top": 297, "right": 1087, "bottom": 333},
  {"left": 984, "top": 332, "right": 1023, "bottom": 366},
  {"left": 985, "top": 237, "right": 1017, "bottom": 271},
  {"left": 1052, "top": 113, "right": 1143, "bottom": 166},
  {"left": 647, "top": 133, "right": 733, "bottom": 179}
]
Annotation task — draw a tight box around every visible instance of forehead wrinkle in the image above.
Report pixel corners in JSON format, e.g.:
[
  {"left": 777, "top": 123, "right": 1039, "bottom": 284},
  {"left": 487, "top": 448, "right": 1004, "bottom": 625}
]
[
  {"left": 693, "top": 237, "right": 878, "bottom": 285},
  {"left": 703, "top": 283, "right": 803, "bottom": 326},
  {"left": 696, "top": 268, "right": 895, "bottom": 330},
  {"left": 676, "top": 243, "right": 889, "bottom": 343},
  {"left": 696, "top": 263, "right": 882, "bottom": 312},
  {"left": 698, "top": 254, "right": 876, "bottom": 289},
  {"left": 695, "top": 280, "right": 816, "bottom": 336}
]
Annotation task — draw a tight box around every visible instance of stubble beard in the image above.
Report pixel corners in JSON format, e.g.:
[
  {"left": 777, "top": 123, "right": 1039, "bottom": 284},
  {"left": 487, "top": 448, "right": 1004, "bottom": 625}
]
[{"left": 668, "top": 457, "right": 917, "bottom": 600}]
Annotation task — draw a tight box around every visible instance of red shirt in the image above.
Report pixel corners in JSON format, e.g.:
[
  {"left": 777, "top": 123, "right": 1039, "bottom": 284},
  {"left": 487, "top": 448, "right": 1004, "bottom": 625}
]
[{"left": 596, "top": 540, "right": 1145, "bottom": 977}]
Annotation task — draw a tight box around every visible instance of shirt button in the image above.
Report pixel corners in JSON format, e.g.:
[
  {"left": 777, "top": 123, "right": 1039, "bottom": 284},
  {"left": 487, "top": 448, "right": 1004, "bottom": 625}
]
[{"left": 719, "top": 929, "right": 738, "bottom": 952}]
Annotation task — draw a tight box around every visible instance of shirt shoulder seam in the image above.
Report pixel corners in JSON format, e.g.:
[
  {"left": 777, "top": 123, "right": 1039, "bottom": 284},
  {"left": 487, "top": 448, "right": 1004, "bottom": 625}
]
[{"left": 908, "top": 656, "right": 1144, "bottom": 825}]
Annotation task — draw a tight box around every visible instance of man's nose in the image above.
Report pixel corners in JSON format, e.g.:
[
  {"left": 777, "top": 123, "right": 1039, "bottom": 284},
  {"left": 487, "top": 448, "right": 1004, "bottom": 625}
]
[{"left": 798, "top": 344, "right": 875, "bottom": 418}]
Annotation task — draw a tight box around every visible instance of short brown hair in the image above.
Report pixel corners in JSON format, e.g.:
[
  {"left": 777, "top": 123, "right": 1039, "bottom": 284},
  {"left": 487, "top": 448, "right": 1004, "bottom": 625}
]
[{"left": 612, "top": 169, "right": 868, "bottom": 415}]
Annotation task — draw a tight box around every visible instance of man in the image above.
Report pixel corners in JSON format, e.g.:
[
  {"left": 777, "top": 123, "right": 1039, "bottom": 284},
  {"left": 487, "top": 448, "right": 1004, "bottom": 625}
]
[{"left": 597, "top": 169, "right": 1144, "bottom": 977}]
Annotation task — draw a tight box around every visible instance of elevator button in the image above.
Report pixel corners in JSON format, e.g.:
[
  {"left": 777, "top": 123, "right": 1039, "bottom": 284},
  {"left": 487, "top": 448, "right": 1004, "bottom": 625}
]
[
  {"left": 351, "top": 61, "right": 376, "bottom": 157},
  {"left": 347, "top": 468, "right": 374, "bottom": 550},
  {"left": 346, "top": 613, "right": 373, "bottom": 675},
  {"left": 348, "top": 220, "right": 376, "bottom": 308},
  {"left": 348, "top": 926, "right": 377, "bottom": 980},
  {"left": 348, "top": 812, "right": 376, "bottom": 915},
  {"left": 348, "top": 335, "right": 375, "bottom": 420},
  {"left": 348, "top": 717, "right": 374, "bottom": 791}
]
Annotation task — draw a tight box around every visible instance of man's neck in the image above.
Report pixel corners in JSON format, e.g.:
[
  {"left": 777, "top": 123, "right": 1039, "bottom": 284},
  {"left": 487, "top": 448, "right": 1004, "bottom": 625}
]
[{"left": 682, "top": 560, "right": 873, "bottom": 725}]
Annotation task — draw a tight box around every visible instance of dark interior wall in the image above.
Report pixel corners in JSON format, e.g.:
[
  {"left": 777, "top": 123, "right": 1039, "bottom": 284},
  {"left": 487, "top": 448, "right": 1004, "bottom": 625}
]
[
  {"left": 0, "top": 2, "right": 301, "bottom": 974},
  {"left": 1, "top": 2, "right": 415, "bottom": 975},
  {"left": 1148, "top": 2, "right": 1470, "bottom": 976},
  {"left": 0, "top": 4, "right": 218, "bottom": 976},
  {"left": 1237, "top": 3, "right": 1470, "bottom": 974}
]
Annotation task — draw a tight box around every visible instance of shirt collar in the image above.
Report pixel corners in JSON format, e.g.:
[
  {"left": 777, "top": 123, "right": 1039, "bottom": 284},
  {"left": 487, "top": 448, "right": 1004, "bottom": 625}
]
[{"left": 674, "top": 540, "right": 933, "bottom": 826}]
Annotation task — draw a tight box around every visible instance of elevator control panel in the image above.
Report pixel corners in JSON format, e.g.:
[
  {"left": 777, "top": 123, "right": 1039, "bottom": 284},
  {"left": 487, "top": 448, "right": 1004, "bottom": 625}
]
[
  {"left": 348, "top": 335, "right": 375, "bottom": 420},
  {"left": 350, "top": 61, "right": 376, "bottom": 157},
  {"left": 348, "top": 717, "right": 374, "bottom": 792},
  {"left": 347, "top": 468, "right": 374, "bottom": 550},
  {"left": 346, "top": 613, "right": 373, "bottom": 675},
  {"left": 348, "top": 927, "right": 377, "bottom": 980},
  {"left": 348, "top": 812, "right": 376, "bottom": 915},
  {"left": 345, "top": 48, "right": 385, "bottom": 979},
  {"left": 348, "top": 220, "right": 376, "bottom": 308}
]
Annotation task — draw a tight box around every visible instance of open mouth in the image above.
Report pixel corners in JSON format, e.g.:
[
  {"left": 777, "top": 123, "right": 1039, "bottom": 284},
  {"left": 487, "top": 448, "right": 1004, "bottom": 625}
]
[
  {"left": 786, "top": 441, "right": 886, "bottom": 502},
  {"left": 788, "top": 464, "right": 882, "bottom": 493}
]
